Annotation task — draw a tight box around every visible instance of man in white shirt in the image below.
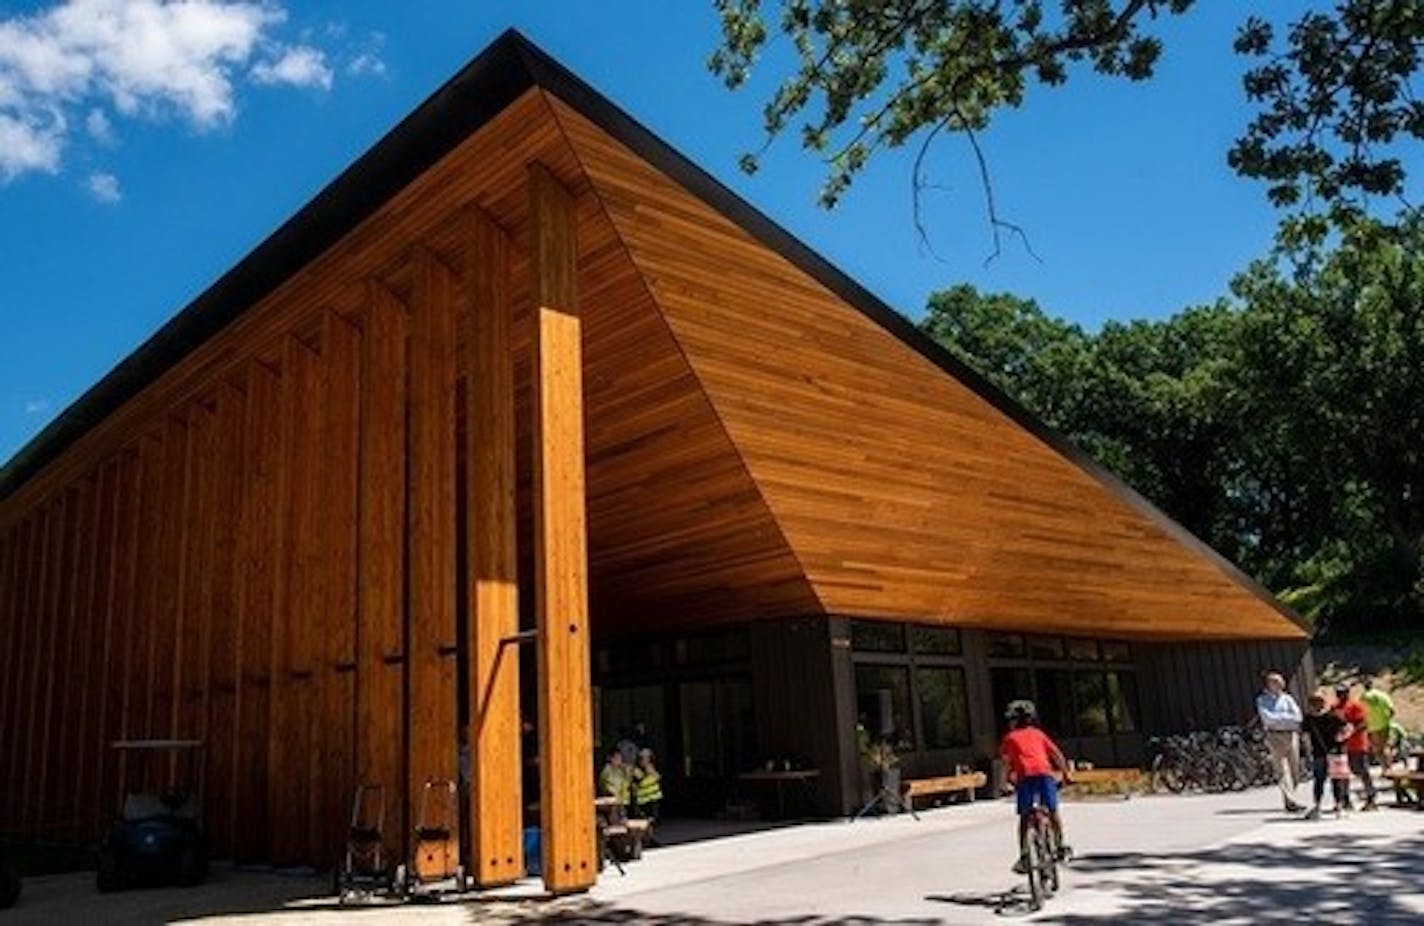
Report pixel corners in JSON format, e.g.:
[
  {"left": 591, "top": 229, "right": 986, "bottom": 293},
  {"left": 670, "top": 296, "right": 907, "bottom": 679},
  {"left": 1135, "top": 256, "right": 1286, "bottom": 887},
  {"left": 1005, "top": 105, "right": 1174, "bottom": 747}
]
[{"left": 1256, "top": 671, "right": 1305, "bottom": 812}]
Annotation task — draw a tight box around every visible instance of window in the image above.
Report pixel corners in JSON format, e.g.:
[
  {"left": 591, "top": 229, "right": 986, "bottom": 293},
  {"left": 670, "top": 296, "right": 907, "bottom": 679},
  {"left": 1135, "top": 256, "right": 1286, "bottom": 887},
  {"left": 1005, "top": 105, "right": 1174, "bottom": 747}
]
[
  {"left": 988, "top": 634, "right": 1026, "bottom": 658},
  {"left": 679, "top": 677, "right": 755, "bottom": 778},
  {"left": 855, "top": 665, "right": 913, "bottom": 748},
  {"left": 1033, "top": 669, "right": 1076, "bottom": 737},
  {"left": 1101, "top": 640, "right": 1131, "bottom": 663},
  {"left": 1074, "top": 671, "right": 1111, "bottom": 736},
  {"left": 851, "top": 620, "right": 905, "bottom": 653},
  {"left": 1107, "top": 671, "right": 1139, "bottom": 733},
  {"left": 1027, "top": 636, "right": 1065, "bottom": 660},
  {"left": 990, "top": 667, "right": 1033, "bottom": 726},
  {"left": 676, "top": 630, "right": 749, "bottom": 666},
  {"left": 916, "top": 667, "right": 971, "bottom": 749},
  {"left": 910, "top": 625, "right": 961, "bottom": 656},
  {"left": 1066, "top": 638, "right": 1101, "bottom": 661}
]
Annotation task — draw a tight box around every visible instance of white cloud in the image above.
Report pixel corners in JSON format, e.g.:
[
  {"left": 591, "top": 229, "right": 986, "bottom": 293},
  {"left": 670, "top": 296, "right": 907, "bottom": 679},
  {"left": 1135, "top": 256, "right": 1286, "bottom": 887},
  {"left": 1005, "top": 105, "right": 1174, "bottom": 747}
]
[
  {"left": 251, "top": 45, "right": 331, "bottom": 90},
  {"left": 85, "top": 106, "right": 111, "bottom": 142},
  {"left": 0, "top": 2, "right": 348, "bottom": 184},
  {"left": 86, "top": 170, "right": 120, "bottom": 203},
  {"left": 345, "top": 51, "right": 386, "bottom": 79},
  {"left": 24, "top": 399, "right": 51, "bottom": 415},
  {"left": 0, "top": 109, "right": 63, "bottom": 179}
]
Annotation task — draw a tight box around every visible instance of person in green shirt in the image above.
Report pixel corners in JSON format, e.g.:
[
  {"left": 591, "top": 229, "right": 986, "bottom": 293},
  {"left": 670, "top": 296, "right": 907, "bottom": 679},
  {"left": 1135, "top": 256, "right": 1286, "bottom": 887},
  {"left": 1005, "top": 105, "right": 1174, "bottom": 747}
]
[
  {"left": 1360, "top": 677, "right": 1396, "bottom": 768},
  {"left": 599, "top": 748, "right": 632, "bottom": 807}
]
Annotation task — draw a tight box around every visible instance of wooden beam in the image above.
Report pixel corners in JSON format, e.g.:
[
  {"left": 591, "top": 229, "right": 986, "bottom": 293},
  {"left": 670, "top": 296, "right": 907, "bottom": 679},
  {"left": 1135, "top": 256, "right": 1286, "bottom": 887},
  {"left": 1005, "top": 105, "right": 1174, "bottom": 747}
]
[
  {"left": 59, "top": 476, "right": 98, "bottom": 838},
  {"left": 465, "top": 207, "right": 523, "bottom": 886},
  {"left": 86, "top": 457, "right": 123, "bottom": 841},
  {"left": 205, "top": 384, "right": 245, "bottom": 857},
  {"left": 153, "top": 416, "right": 191, "bottom": 782},
  {"left": 357, "top": 283, "right": 409, "bottom": 866},
  {"left": 529, "top": 163, "right": 595, "bottom": 893},
  {"left": 407, "top": 249, "right": 460, "bottom": 869},
  {"left": 271, "top": 337, "right": 320, "bottom": 865},
  {"left": 30, "top": 492, "right": 70, "bottom": 832},
  {"left": 319, "top": 310, "right": 362, "bottom": 867},
  {"left": 235, "top": 361, "right": 281, "bottom": 862},
  {"left": 4, "top": 516, "right": 38, "bottom": 831}
]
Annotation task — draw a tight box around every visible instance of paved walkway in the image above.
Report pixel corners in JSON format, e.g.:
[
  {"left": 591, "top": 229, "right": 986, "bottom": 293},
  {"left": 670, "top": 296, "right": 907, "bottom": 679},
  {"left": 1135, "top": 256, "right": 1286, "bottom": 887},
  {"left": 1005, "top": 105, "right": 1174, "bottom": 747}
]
[{"left": 8, "top": 788, "right": 1422, "bottom": 923}]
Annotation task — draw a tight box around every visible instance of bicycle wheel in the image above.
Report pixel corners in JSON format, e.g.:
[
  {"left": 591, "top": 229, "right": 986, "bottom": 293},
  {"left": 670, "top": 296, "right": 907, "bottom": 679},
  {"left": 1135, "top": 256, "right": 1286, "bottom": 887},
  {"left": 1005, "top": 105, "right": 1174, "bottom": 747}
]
[
  {"left": 1025, "top": 824, "right": 1046, "bottom": 910},
  {"left": 1043, "top": 823, "right": 1061, "bottom": 894}
]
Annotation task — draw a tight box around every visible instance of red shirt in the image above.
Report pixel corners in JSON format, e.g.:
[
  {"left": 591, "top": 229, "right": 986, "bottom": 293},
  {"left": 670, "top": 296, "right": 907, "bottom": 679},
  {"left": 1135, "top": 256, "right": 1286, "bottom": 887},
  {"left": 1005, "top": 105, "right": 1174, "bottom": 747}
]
[
  {"left": 1335, "top": 700, "right": 1369, "bottom": 754},
  {"left": 1000, "top": 726, "right": 1060, "bottom": 778}
]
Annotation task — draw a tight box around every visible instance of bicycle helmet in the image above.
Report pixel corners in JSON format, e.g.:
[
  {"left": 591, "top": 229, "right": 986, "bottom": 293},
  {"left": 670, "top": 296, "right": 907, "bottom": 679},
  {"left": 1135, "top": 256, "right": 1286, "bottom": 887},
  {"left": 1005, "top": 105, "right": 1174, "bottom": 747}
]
[{"left": 1004, "top": 699, "right": 1037, "bottom": 722}]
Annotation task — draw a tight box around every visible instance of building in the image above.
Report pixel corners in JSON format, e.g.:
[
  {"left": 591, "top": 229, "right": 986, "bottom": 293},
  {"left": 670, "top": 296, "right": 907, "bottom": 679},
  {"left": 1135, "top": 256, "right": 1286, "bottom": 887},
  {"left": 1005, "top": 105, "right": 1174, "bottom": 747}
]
[{"left": 0, "top": 31, "right": 1310, "bottom": 894}]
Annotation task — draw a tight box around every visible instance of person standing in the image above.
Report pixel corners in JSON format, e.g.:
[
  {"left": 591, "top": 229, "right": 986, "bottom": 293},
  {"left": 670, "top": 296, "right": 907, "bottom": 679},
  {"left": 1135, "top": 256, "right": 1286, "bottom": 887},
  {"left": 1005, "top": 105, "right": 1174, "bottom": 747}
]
[
  {"left": 1256, "top": 672, "right": 1305, "bottom": 812},
  {"left": 1333, "top": 682, "right": 1377, "bottom": 811},
  {"left": 1300, "top": 692, "right": 1350, "bottom": 819},
  {"left": 1360, "top": 678, "right": 1396, "bottom": 770}
]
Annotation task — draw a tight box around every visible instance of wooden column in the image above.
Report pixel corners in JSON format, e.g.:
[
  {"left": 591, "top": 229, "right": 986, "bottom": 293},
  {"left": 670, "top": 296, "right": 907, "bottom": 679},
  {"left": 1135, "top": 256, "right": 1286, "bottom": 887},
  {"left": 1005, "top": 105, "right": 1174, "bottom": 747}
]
[
  {"left": 29, "top": 493, "right": 69, "bottom": 832},
  {"left": 205, "top": 384, "right": 246, "bottom": 857},
  {"left": 529, "top": 164, "right": 596, "bottom": 893},
  {"left": 235, "top": 361, "right": 281, "bottom": 862},
  {"left": 272, "top": 337, "right": 320, "bottom": 865},
  {"left": 465, "top": 208, "right": 522, "bottom": 886},
  {"left": 357, "top": 284, "right": 409, "bottom": 864},
  {"left": 320, "top": 310, "right": 362, "bottom": 867},
  {"left": 407, "top": 249, "right": 461, "bottom": 873}
]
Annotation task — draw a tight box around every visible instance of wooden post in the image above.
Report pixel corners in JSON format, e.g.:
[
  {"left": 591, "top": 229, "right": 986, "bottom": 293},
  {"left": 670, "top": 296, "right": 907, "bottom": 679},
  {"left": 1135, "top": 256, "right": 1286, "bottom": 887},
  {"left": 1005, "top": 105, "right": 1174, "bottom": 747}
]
[
  {"left": 235, "top": 361, "right": 281, "bottom": 862},
  {"left": 358, "top": 283, "right": 409, "bottom": 866},
  {"left": 320, "top": 310, "right": 362, "bottom": 867},
  {"left": 529, "top": 163, "right": 596, "bottom": 893},
  {"left": 407, "top": 249, "right": 460, "bottom": 874},
  {"left": 465, "top": 208, "right": 523, "bottom": 886}
]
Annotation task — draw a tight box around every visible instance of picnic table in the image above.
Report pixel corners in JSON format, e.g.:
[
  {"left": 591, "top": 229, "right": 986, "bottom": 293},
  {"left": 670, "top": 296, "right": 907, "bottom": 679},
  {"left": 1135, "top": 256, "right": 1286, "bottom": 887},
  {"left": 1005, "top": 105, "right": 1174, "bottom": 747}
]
[{"left": 737, "top": 768, "right": 820, "bottom": 820}]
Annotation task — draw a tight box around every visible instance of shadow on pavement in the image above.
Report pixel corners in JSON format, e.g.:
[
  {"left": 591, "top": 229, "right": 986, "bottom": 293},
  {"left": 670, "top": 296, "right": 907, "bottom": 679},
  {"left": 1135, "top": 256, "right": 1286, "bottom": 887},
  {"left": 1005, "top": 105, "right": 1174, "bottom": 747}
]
[
  {"left": 925, "top": 887, "right": 1035, "bottom": 918},
  {"left": 475, "top": 902, "right": 940, "bottom": 925},
  {"left": 1039, "top": 830, "right": 1424, "bottom": 924}
]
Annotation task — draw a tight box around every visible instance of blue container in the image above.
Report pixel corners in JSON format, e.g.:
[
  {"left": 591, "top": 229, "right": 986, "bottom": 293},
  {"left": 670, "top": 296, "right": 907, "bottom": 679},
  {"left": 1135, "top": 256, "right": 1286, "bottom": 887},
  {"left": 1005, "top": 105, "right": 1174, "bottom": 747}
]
[{"left": 523, "top": 827, "right": 542, "bottom": 876}]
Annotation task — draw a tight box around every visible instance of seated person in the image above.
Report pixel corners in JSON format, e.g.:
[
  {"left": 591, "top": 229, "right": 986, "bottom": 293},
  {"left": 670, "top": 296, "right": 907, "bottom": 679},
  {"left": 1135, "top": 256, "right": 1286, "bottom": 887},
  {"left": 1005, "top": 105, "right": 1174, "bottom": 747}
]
[{"left": 598, "top": 748, "right": 631, "bottom": 816}]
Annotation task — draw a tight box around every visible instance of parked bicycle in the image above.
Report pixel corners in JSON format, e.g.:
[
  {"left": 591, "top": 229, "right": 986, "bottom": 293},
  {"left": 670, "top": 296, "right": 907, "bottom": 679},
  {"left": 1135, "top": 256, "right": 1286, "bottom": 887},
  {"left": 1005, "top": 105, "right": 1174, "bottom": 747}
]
[{"left": 1146, "top": 726, "right": 1279, "bottom": 794}]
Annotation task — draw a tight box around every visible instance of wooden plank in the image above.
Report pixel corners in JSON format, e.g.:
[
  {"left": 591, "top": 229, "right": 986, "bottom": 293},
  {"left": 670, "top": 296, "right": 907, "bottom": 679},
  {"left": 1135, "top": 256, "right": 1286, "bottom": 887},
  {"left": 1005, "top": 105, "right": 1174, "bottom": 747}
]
[
  {"left": 318, "top": 310, "right": 362, "bottom": 867},
  {"left": 271, "top": 337, "right": 321, "bottom": 865},
  {"left": 56, "top": 477, "right": 98, "bottom": 837},
  {"left": 356, "top": 283, "right": 409, "bottom": 866},
  {"left": 529, "top": 163, "right": 596, "bottom": 893},
  {"left": 0, "top": 519, "right": 21, "bottom": 831},
  {"left": 206, "top": 384, "right": 246, "bottom": 858},
  {"left": 110, "top": 447, "right": 146, "bottom": 810},
  {"left": 12, "top": 510, "right": 46, "bottom": 834},
  {"left": 83, "top": 458, "right": 122, "bottom": 840},
  {"left": 129, "top": 433, "right": 167, "bottom": 767},
  {"left": 154, "top": 415, "right": 192, "bottom": 784},
  {"left": 465, "top": 207, "right": 523, "bottom": 886},
  {"left": 407, "top": 248, "right": 460, "bottom": 867},
  {"left": 235, "top": 361, "right": 281, "bottom": 862},
  {"left": 177, "top": 404, "right": 215, "bottom": 772},
  {"left": 0, "top": 516, "right": 33, "bottom": 831},
  {"left": 33, "top": 490, "right": 75, "bottom": 834}
]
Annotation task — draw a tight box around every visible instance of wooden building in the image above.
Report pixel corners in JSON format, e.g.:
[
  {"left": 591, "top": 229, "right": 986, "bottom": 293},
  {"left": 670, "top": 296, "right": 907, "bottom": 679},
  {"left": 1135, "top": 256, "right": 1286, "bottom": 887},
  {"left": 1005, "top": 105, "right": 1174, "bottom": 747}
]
[{"left": 0, "top": 32, "right": 1309, "bottom": 892}]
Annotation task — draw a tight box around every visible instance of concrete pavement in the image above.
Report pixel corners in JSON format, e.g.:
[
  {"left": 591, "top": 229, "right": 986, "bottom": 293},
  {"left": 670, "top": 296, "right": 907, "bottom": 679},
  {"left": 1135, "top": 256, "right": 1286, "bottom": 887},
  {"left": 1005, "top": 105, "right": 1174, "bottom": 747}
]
[{"left": 6, "top": 787, "right": 1422, "bottom": 923}]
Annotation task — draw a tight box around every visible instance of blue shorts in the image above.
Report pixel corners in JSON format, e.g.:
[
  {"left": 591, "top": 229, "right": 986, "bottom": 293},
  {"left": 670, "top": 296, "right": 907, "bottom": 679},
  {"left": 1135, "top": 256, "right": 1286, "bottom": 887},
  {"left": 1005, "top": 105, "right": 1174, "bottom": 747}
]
[{"left": 1015, "top": 775, "right": 1059, "bottom": 816}]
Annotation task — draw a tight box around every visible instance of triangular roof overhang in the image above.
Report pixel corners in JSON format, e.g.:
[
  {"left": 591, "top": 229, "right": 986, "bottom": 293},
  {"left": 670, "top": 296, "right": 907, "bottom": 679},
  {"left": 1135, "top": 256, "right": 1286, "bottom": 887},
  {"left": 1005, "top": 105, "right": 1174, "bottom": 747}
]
[{"left": 0, "top": 30, "right": 1309, "bottom": 640}]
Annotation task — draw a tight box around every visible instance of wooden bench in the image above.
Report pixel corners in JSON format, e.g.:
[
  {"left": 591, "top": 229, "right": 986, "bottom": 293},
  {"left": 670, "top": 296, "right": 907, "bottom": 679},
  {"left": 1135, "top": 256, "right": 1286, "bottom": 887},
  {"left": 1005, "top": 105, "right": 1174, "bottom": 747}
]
[
  {"left": 901, "top": 772, "right": 987, "bottom": 812},
  {"left": 1383, "top": 770, "right": 1424, "bottom": 809},
  {"left": 603, "top": 818, "right": 651, "bottom": 861},
  {"left": 1061, "top": 767, "right": 1145, "bottom": 795}
]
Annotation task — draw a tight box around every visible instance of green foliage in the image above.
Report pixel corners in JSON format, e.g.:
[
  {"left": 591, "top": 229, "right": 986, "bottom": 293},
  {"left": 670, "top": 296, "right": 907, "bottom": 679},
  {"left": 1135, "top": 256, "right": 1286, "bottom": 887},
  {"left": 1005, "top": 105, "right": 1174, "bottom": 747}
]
[
  {"left": 1231, "top": 2, "right": 1424, "bottom": 240},
  {"left": 920, "top": 224, "right": 1424, "bottom": 633},
  {"left": 708, "top": 0, "right": 1193, "bottom": 208},
  {"left": 710, "top": 2, "right": 1423, "bottom": 237}
]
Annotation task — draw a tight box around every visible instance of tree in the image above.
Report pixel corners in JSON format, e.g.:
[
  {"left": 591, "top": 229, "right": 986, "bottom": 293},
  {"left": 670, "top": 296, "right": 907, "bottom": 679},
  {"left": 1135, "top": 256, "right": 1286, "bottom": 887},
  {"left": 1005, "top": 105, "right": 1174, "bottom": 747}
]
[{"left": 710, "top": 1, "right": 1424, "bottom": 241}]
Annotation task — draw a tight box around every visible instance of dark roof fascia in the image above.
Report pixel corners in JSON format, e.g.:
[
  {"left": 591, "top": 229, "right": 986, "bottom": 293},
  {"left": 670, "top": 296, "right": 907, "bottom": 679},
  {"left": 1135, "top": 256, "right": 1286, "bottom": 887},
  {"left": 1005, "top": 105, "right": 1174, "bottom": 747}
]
[
  {"left": 0, "top": 29, "right": 539, "bottom": 501},
  {"left": 0, "top": 30, "right": 1308, "bottom": 638},
  {"left": 511, "top": 37, "right": 1310, "bottom": 638}
]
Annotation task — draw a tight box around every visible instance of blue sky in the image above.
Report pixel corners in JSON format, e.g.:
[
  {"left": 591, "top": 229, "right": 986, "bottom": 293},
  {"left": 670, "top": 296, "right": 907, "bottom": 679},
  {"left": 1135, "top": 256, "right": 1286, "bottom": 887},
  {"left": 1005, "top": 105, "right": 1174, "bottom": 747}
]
[{"left": 0, "top": 1, "right": 1362, "bottom": 462}]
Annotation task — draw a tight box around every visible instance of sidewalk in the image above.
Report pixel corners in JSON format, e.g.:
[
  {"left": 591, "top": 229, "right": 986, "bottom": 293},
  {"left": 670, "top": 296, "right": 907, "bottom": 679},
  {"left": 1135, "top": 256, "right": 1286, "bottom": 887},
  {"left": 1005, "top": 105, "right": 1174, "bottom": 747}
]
[{"left": 6, "top": 787, "right": 1422, "bottom": 923}]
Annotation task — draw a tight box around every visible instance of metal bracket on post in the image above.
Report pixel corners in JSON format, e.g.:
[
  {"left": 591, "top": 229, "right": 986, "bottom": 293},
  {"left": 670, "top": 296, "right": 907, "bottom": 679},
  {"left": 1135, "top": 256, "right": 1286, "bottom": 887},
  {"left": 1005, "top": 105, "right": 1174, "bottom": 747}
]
[{"left": 499, "top": 629, "right": 538, "bottom": 648}]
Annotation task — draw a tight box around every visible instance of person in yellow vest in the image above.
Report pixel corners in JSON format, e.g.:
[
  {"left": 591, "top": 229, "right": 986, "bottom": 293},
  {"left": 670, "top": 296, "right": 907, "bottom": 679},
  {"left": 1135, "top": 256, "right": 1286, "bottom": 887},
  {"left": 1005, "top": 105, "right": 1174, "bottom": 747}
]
[
  {"left": 599, "top": 748, "right": 632, "bottom": 810},
  {"left": 631, "top": 748, "right": 664, "bottom": 844}
]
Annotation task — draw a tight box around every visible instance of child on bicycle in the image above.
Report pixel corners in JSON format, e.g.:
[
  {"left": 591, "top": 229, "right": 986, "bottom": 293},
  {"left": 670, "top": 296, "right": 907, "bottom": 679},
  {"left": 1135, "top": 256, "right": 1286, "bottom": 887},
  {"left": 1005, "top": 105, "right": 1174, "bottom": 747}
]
[{"left": 1000, "top": 699, "right": 1072, "bottom": 873}]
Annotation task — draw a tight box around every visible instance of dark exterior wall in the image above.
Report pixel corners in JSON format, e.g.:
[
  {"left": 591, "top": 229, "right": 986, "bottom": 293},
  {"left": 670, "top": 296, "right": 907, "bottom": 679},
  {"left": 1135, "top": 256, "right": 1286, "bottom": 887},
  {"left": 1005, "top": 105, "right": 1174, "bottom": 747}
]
[
  {"left": 1136, "top": 638, "right": 1315, "bottom": 733},
  {"left": 749, "top": 618, "right": 858, "bottom": 815}
]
